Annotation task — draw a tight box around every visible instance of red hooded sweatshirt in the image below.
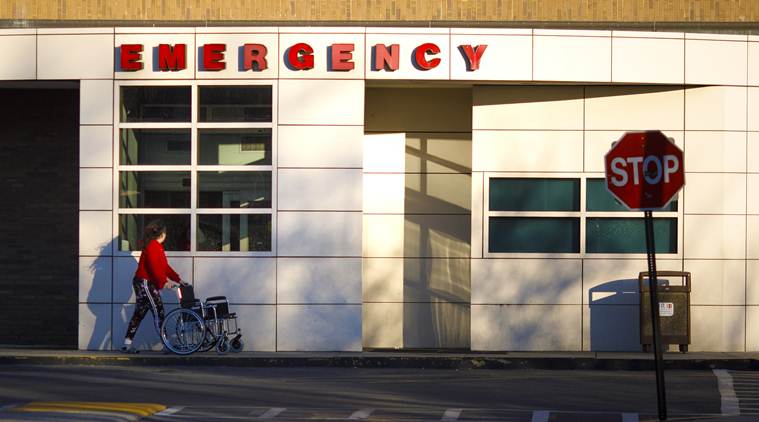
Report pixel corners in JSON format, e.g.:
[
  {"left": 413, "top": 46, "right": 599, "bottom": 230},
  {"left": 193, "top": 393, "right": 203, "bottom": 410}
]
[{"left": 134, "top": 239, "right": 180, "bottom": 289}]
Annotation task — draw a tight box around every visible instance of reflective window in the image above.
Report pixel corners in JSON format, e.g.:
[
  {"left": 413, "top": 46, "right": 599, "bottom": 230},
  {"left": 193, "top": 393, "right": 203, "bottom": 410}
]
[
  {"left": 198, "top": 129, "right": 272, "bottom": 165},
  {"left": 197, "top": 214, "right": 271, "bottom": 252},
  {"left": 119, "top": 214, "right": 191, "bottom": 251},
  {"left": 198, "top": 86, "right": 272, "bottom": 122},
  {"left": 586, "top": 178, "right": 677, "bottom": 212},
  {"left": 119, "top": 172, "right": 191, "bottom": 208},
  {"left": 490, "top": 178, "right": 579, "bottom": 211},
  {"left": 120, "top": 86, "right": 190, "bottom": 122},
  {"left": 586, "top": 218, "right": 677, "bottom": 254},
  {"left": 489, "top": 217, "right": 580, "bottom": 253},
  {"left": 120, "top": 129, "right": 191, "bottom": 165},
  {"left": 198, "top": 172, "right": 271, "bottom": 208}
]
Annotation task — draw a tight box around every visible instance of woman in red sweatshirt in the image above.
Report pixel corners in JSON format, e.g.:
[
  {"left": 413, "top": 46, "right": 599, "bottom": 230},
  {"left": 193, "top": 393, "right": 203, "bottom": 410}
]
[{"left": 120, "top": 219, "right": 184, "bottom": 353}]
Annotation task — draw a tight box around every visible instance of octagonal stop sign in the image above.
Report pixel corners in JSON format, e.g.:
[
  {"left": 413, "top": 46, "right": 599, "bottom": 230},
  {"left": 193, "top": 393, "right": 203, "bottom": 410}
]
[{"left": 604, "top": 131, "right": 684, "bottom": 210}]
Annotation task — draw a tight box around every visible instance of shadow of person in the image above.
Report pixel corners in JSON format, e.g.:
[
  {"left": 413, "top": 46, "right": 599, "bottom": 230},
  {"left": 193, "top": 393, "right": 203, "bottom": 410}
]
[{"left": 85, "top": 237, "right": 120, "bottom": 351}]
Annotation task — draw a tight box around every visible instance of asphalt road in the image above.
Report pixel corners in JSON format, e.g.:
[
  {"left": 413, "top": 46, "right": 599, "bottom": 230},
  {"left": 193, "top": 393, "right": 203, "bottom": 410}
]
[{"left": 0, "top": 365, "right": 728, "bottom": 421}]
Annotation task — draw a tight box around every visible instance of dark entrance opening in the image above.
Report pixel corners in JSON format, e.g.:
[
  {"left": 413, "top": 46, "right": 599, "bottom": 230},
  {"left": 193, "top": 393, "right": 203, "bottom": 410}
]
[{"left": 0, "top": 83, "right": 79, "bottom": 347}]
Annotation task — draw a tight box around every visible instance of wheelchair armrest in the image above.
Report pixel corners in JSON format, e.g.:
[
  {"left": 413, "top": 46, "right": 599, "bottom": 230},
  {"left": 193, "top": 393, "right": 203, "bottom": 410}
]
[{"left": 205, "top": 296, "right": 227, "bottom": 302}]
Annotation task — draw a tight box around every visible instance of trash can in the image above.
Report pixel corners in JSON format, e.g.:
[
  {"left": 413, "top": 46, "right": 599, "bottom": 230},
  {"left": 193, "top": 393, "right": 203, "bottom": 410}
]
[{"left": 639, "top": 271, "right": 691, "bottom": 353}]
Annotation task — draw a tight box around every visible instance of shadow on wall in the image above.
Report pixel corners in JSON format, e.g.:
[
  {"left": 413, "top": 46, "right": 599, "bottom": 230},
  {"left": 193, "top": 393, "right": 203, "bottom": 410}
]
[
  {"left": 588, "top": 279, "right": 641, "bottom": 352},
  {"left": 85, "top": 238, "right": 119, "bottom": 351}
]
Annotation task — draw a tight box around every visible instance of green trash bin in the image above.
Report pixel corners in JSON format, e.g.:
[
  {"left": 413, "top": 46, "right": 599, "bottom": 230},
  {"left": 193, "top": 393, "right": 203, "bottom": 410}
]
[{"left": 639, "top": 271, "right": 691, "bottom": 353}]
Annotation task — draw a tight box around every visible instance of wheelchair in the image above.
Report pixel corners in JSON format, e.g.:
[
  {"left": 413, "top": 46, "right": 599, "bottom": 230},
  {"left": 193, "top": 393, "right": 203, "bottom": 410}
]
[{"left": 160, "top": 284, "right": 243, "bottom": 355}]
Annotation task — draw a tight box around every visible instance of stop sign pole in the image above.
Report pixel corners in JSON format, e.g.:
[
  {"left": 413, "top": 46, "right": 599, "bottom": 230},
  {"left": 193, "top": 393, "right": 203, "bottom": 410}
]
[{"left": 604, "top": 131, "right": 685, "bottom": 422}]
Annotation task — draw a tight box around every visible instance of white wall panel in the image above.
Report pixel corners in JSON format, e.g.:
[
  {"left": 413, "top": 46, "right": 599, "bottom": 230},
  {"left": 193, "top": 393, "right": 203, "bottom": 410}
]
[
  {"left": 582, "top": 304, "right": 638, "bottom": 351},
  {"left": 0, "top": 35, "right": 36, "bottom": 79},
  {"left": 278, "top": 257, "right": 361, "bottom": 304},
  {"left": 80, "top": 126, "right": 113, "bottom": 168},
  {"left": 685, "top": 260, "right": 745, "bottom": 306},
  {"left": 685, "top": 131, "right": 746, "bottom": 173},
  {"left": 363, "top": 133, "right": 405, "bottom": 172},
  {"left": 685, "top": 86, "right": 747, "bottom": 131},
  {"left": 403, "top": 258, "right": 470, "bottom": 303},
  {"left": 471, "top": 173, "right": 484, "bottom": 259},
  {"left": 278, "top": 79, "right": 364, "bottom": 125},
  {"left": 277, "top": 305, "right": 362, "bottom": 351},
  {"left": 584, "top": 86, "right": 684, "bottom": 131},
  {"left": 194, "top": 257, "right": 276, "bottom": 304},
  {"left": 473, "top": 86, "right": 583, "bottom": 130},
  {"left": 279, "top": 33, "right": 364, "bottom": 79},
  {"left": 363, "top": 258, "right": 403, "bottom": 302},
  {"left": 80, "top": 80, "right": 113, "bottom": 125},
  {"left": 278, "top": 169, "right": 362, "bottom": 211},
  {"left": 750, "top": 132, "right": 759, "bottom": 173},
  {"left": 585, "top": 131, "right": 684, "bottom": 173},
  {"left": 38, "top": 34, "right": 112, "bottom": 79},
  {"left": 403, "top": 214, "right": 470, "bottom": 258},
  {"left": 583, "top": 259, "right": 682, "bottom": 305},
  {"left": 750, "top": 42, "right": 759, "bottom": 86},
  {"left": 749, "top": 175, "right": 759, "bottom": 214},
  {"left": 748, "top": 261, "right": 759, "bottom": 305},
  {"left": 746, "top": 306, "right": 759, "bottom": 351},
  {"left": 233, "top": 305, "right": 276, "bottom": 351},
  {"left": 195, "top": 33, "right": 278, "bottom": 79},
  {"left": 363, "top": 302, "right": 402, "bottom": 349},
  {"left": 471, "top": 259, "right": 582, "bottom": 305},
  {"left": 279, "top": 126, "right": 363, "bottom": 168},
  {"left": 749, "top": 216, "right": 759, "bottom": 259},
  {"left": 690, "top": 306, "right": 745, "bottom": 352},
  {"left": 114, "top": 34, "right": 195, "bottom": 80},
  {"left": 80, "top": 168, "right": 112, "bottom": 210},
  {"left": 366, "top": 89, "right": 472, "bottom": 132},
  {"left": 685, "top": 39, "right": 748, "bottom": 85},
  {"left": 363, "top": 174, "right": 404, "bottom": 214},
  {"left": 450, "top": 34, "right": 531, "bottom": 81},
  {"left": 533, "top": 35, "right": 611, "bottom": 82},
  {"left": 113, "top": 256, "right": 190, "bottom": 304},
  {"left": 79, "top": 211, "right": 112, "bottom": 256},
  {"left": 685, "top": 215, "right": 746, "bottom": 259},
  {"left": 79, "top": 256, "right": 112, "bottom": 303},
  {"left": 612, "top": 37, "right": 684, "bottom": 84},
  {"left": 683, "top": 173, "right": 746, "bottom": 214},
  {"left": 404, "top": 302, "right": 470, "bottom": 348},
  {"left": 278, "top": 211, "right": 362, "bottom": 256},
  {"left": 473, "top": 130, "right": 583, "bottom": 172},
  {"left": 79, "top": 303, "right": 111, "bottom": 351},
  {"left": 748, "top": 88, "right": 759, "bottom": 132},
  {"left": 405, "top": 133, "right": 472, "bottom": 174},
  {"left": 364, "top": 33, "right": 450, "bottom": 80},
  {"left": 405, "top": 173, "right": 471, "bottom": 214},
  {"left": 471, "top": 304, "right": 581, "bottom": 351},
  {"left": 363, "top": 215, "right": 404, "bottom": 258}
]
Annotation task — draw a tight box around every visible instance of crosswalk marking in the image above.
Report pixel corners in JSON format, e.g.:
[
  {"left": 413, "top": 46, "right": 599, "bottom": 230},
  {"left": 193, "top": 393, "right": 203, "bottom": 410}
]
[
  {"left": 441, "top": 408, "right": 462, "bottom": 421},
  {"left": 531, "top": 410, "right": 550, "bottom": 422},
  {"left": 256, "top": 407, "right": 286, "bottom": 419},
  {"left": 155, "top": 406, "right": 184, "bottom": 416},
  {"left": 347, "top": 408, "right": 374, "bottom": 419},
  {"left": 714, "top": 369, "right": 740, "bottom": 415}
]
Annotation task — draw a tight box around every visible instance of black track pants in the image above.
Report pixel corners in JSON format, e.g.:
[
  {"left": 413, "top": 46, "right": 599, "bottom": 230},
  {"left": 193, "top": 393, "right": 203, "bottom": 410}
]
[{"left": 125, "top": 278, "right": 164, "bottom": 341}]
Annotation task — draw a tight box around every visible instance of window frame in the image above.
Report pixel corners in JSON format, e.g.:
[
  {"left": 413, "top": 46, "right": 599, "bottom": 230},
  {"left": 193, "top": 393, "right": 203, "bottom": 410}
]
[
  {"left": 113, "top": 79, "right": 277, "bottom": 257},
  {"left": 483, "top": 172, "right": 682, "bottom": 259}
]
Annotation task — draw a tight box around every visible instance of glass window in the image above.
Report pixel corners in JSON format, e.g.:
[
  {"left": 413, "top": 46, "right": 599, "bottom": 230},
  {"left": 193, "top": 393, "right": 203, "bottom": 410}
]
[
  {"left": 119, "top": 171, "right": 191, "bottom": 208},
  {"left": 586, "top": 218, "right": 677, "bottom": 254},
  {"left": 197, "top": 214, "right": 271, "bottom": 252},
  {"left": 119, "top": 214, "right": 190, "bottom": 251},
  {"left": 120, "top": 129, "right": 191, "bottom": 165},
  {"left": 120, "top": 86, "right": 190, "bottom": 122},
  {"left": 198, "top": 129, "right": 272, "bottom": 165},
  {"left": 198, "top": 86, "right": 272, "bottom": 122},
  {"left": 586, "top": 178, "right": 677, "bottom": 212},
  {"left": 197, "top": 172, "right": 271, "bottom": 208},
  {"left": 490, "top": 178, "right": 580, "bottom": 211},
  {"left": 489, "top": 217, "right": 580, "bottom": 253}
]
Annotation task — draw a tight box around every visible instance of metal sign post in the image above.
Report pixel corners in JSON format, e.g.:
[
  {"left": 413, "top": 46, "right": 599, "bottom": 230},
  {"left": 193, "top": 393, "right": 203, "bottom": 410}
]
[{"left": 644, "top": 210, "right": 667, "bottom": 421}]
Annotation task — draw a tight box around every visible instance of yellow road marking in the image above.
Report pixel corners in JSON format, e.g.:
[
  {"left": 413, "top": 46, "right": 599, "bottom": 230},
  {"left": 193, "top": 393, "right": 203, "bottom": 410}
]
[{"left": 13, "top": 402, "right": 166, "bottom": 417}]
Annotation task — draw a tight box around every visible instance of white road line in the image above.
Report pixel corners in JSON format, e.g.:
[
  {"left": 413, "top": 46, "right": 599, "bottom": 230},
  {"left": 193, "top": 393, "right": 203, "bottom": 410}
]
[
  {"left": 531, "top": 410, "right": 550, "bottom": 422},
  {"left": 441, "top": 408, "right": 462, "bottom": 421},
  {"left": 256, "top": 407, "right": 286, "bottom": 419},
  {"left": 622, "top": 413, "right": 639, "bottom": 422},
  {"left": 0, "top": 404, "right": 18, "bottom": 411},
  {"left": 714, "top": 369, "right": 740, "bottom": 416},
  {"left": 155, "top": 406, "right": 185, "bottom": 416},
  {"left": 347, "top": 408, "right": 374, "bottom": 420}
]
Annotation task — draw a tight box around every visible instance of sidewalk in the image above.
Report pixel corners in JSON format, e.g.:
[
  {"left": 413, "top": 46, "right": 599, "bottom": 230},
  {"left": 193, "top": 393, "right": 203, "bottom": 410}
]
[{"left": 3, "top": 348, "right": 759, "bottom": 370}]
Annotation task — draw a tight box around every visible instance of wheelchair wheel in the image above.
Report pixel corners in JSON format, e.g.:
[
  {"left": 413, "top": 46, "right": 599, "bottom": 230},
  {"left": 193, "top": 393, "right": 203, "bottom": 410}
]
[
  {"left": 161, "top": 309, "right": 205, "bottom": 355},
  {"left": 230, "top": 337, "right": 244, "bottom": 353},
  {"left": 197, "top": 327, "right": 217, "bottom": 353},
  {"left": 216, "top": 338, "right": 230, "bottom": 355}
]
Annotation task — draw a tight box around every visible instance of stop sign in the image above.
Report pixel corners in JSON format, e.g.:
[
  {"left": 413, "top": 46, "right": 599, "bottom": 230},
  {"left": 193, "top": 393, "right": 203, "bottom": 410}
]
[{"left": 604, "top": 131, "right": 684, "bottom": 210}]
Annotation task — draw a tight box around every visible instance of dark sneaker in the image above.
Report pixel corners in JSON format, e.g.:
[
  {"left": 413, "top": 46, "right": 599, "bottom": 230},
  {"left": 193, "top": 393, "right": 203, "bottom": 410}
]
[{"left": 119, "top": 345, "right": 139, "bottom": 354}]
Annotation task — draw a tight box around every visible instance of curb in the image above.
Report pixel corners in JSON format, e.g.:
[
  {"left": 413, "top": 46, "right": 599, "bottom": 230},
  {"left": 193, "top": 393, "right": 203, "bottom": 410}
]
[{"left": 3, "top": 355, "right": 759, "bottom": 370}]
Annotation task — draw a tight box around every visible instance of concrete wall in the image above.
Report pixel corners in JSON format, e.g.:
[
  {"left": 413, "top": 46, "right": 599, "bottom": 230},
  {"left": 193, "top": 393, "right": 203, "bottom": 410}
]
[
  {"left": 364, "top": 88, "right": 472, "bottom": 349},
  {"left": 2, "top": 0, "right": 757, "bottom": 23}
]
